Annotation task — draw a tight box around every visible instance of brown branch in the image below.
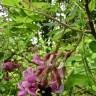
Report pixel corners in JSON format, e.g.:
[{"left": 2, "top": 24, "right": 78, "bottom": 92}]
[
  {"left": 32, "top": 8, "right": 89, "bottom": 33},
  {"left": 0, "top": 3, "right": 91, "bottom": 33},
  {"left": 84, "top": 0, "right": 96, "bottom": 39}
]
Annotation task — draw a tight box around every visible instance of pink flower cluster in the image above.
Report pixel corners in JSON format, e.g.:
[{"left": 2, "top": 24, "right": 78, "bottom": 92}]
[
  {"left": 18, "top": 67, "right": 37, "bottom": 96},
  {"left": 18, "top": 54, "right": 64, "bottom": 96},
  {"left": 3, "top": 60, "right": 21, "bottom": 72},
  {"left": 3, "top": 60, "right": 21, "bottom": 80}
]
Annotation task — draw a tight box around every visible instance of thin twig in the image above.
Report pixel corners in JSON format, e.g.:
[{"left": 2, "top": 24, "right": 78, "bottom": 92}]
[{"left": 0, "top": 3, "right": 91, "bottom": 33}]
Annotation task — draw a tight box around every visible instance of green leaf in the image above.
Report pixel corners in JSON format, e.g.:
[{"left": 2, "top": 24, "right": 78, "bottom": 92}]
[
  {"left": 32, "top": 2, "right": 49, "bottom": 9},
  {"left": 3, "top": 0, "right": 20, "bottom": 6},
  {"left": 67, "top": 5, "right": 78, "bottom": 22},
  {"left": 0, "top": 70, "right": 3, "bottom": 80},
  {"left": 0, "top": 52, "right": 4, "bottom": 60},
  {"left": 52, "top": 29, "right": 64, "bottom": 41},
  {"left": 89, "top": 40, "right": 96, "bottom": 53},
  {"left": 89, "top": 0, "right": 96, "bottom": 12},
  {"left": 64, "top": 71, "right": 93, "bottom": 91}
]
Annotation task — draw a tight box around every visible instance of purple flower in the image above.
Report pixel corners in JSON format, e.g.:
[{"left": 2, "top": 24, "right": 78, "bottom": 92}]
[
  {"left": 50, "top": 80, "right": 58, "bottom": 92},
  {"left": 18, "top": 53, "right": 65, "bottom": 96},
  {"left": 3, "top": 61, "right": 14, "bottom": 72},
  {"left": 50, "top": 67, "right": 64, "bottom": 93},
  {"left": 18, "top": 90, "right": 27, "bottom": 96},
  {"left": 23, "top": 67, "right": 37, "bottom": 82},
  {"left": 18, "top": 81, "right": 37, "bottom": 96},
  {"left": 22, "top": 81, "right": 32, "bottom": 88},
  {"left": 36, "top": 65, "right": 45, "bottom": 76},
  {"left": 50, "top": 71, "right": 59, "bottom": 92},
  {"left": 58, "top": 66, "right": 66, "bottom": 79},
  {"left": 50, "top": 81, "right": 64, "bottom": 93},
  {"left": 3, "top": 60, "right": 21, "bottom": 72},
  {"left": 26, "top": 87, "right": 36, "bottom": 96},
  {"left": 18, "top": 67, "right": 37, "bottom": 96},
  {"left": 32, "top": 54, "right": 45, "bottom": 66},
  {"left": 18, "top": 83, "right": 27, "bottom": 96}
]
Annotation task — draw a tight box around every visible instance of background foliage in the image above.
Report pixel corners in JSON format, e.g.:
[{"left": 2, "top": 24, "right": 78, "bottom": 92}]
[{"left": 0, "top": 0, "right": 96, "bottom": 96}]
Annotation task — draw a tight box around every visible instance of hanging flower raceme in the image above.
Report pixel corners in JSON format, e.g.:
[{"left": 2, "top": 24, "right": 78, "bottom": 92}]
[{"left": 18, "top": 53, "right": 65, "bottom": 96}]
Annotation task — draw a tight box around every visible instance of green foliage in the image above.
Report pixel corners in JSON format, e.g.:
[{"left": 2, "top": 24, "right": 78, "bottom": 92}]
[
  {"left": 89, "top": 0, "right": 96, "bottom": 12},
  {"left": 65, "top": 71, "right": 93, "bottom": 91},
  {"left": 0, "top": 0, "right": 96, "bottom": 95},
  {"left": 89, "top": 40, "right": 96, "bottom": 53},
  {"left": 3, "top": 0, "right": 20, "bottom": 6}
]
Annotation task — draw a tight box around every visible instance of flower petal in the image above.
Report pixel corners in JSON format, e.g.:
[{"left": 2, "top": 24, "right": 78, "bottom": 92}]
[
  {"left": 18, "top": 83, "right": 24, "bottom": 90},
  {"left": 23, "top": 67, "right": 37, "bottom": 82},
  {"left": 22, "top": 81, "right": 31, "bottom": 88},
  {"left": 58, "top": 66, "right": 66, "bottom": 78},
  {"left": 55, "top": 85, "right": 64, "bottom": 93},
  {"left": 27, "top": 87, "right": 36, "bottom": 96},
  {"left": 50, "top": 81, "right": 58, "bottom": 92},
  {"left": 18, "top": 90, "right": 27, "bottom": 96},
  {"left": 32, "top": 54, "right": 45, "bottom": 66}
]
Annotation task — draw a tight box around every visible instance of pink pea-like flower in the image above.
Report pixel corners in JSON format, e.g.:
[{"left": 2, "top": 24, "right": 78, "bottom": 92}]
[
  {"left": 3, "top": 61, "right": 14, "bottom": 72},
  {"left": 18, "top": 67, "right": 37, "bottom": 96},
  {"left": 23, "top": 67, "right": 37, "bottom": 82},
  {"left": 32, "top": 54, "right": 45, "bottom": 66},
  {"left": 3, "top": 60, "right": 21, "bottom": 72},
  {"left": 18, "top": 53, "right": 64, "bottom": 96},
  {"left": 50, "top": 67, "right": 64, "bottom": 93}
]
